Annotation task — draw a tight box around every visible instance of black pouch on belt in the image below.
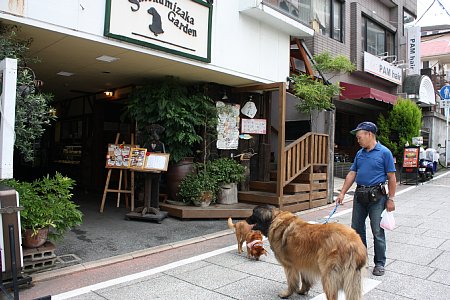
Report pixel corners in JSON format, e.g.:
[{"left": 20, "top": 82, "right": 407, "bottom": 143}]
[{"left": 356, "top": 185, "right": 383, "bottom": 204}]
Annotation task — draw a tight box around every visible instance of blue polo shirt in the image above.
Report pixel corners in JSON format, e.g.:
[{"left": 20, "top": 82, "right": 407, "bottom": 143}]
[{"left": 350, "top": 142, "right": 396, "bottom": 186}]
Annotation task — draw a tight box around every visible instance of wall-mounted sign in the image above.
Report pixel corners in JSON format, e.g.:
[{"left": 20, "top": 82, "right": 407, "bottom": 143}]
[
  {"left": 364, "top": 52, "right": 402, "bottom": 85},
  {"left": 407, "top": 26, "right": 421, "bottom": 75},
  {"left": 241, "top": 118, "right": 267, "bottom": 134},
  {"left": 104, "top": 0, "right": 212, "bottom": 62},
  {"left": 216, "top": 101, "right": 240, "bottom": 150}
]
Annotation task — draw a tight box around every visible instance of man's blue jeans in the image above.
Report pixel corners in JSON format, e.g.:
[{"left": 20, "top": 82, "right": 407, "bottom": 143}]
[{"left": 351, "top": 194, "right": 387, "bottom": 267}]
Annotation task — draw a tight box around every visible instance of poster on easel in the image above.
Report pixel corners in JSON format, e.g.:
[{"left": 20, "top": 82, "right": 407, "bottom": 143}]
[
  {"left": 144, "top": 153, "right": 170, "bottom": 171},
  {"left": 106, "top": 144, "right": 132, "bottom": 168},
  {"left": 129, "top": 148, "right": 147, "bottom": 169},
  {"left": 403, "top": 147, "right": 419, "bottom": 168}
]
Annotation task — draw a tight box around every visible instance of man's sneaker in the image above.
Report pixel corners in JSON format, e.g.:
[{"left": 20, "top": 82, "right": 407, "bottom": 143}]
[{"left": 372, "top": 265, "right": 385, "bottom": 276}]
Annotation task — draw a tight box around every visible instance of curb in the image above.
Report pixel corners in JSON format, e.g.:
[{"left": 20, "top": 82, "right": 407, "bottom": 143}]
[{"left": 31, "top": 229, "right": 234, "bottom": 283}]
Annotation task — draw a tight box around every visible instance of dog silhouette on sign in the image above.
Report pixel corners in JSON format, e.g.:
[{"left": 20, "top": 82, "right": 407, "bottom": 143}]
[{"left": 147, "top": 7, "right": 164, "bottom": 36}]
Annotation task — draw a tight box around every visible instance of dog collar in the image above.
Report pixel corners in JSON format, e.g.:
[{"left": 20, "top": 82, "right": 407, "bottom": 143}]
[{"left": 247, "top": 240, "right": 263, "bottom": 249}]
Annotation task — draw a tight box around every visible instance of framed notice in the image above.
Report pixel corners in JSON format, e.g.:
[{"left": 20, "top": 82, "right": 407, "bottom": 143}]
[
  {"left": 129, "top": 148, "right": 147, "bottom": 169},
  {"left": 106, "top": 144, "right": 132, "bottom": 168},
  {"left": 144, "top": 153, "right": 170, "bottom": 171},
  {"left": 241, "top": 118, "right": 267, "bottom": 134},
  {"left": 403, "top": 147, "right": 419, "bottom": 168}
]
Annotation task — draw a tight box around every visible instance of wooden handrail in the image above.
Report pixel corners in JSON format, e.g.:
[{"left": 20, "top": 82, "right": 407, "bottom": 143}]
[{"left": 282, "top": 132, "right": 328, "bottom": 186}]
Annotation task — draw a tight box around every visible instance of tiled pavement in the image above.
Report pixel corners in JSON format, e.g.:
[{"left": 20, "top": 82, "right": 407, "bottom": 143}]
[{"left": 15, "top": 171, "right": 450, "bottom": 300}]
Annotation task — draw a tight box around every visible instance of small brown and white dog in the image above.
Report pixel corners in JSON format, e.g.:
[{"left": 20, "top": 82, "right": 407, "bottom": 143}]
[
  {"left": 245, "top": 229, "right": 268, "bottom": 260},
  {"left": 227, "top": 217, "right": 254, "bottom": 254}
]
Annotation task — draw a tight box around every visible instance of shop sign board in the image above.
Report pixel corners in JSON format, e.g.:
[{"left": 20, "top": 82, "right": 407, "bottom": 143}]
[
  {"left": 241, "top": 118, "right": 267, "bottom": 134},
  {"left": 407, "top": 26, "right": 421, "bottom": 75},
  {"left": 403, "top": 147, "right": 419, "bottom": 168},
  {"left": 363, "top": 52, "right": 402, "bottom": 85},
  {"left": 104, "top": 0, "right": 212, "bottom": 62}
]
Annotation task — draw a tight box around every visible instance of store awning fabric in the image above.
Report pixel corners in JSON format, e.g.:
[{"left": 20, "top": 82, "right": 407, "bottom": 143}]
[{"left": 339, "top": 82, "right": 397, "bottom": 104}]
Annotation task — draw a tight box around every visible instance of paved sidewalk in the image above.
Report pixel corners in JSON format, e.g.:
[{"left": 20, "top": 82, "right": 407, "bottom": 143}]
[{"left": 16, "top": 171, "right": 450, "bottom": 299}]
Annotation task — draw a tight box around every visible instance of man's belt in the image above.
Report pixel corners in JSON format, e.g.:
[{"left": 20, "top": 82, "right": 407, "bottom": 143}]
[{"left": 356, "top": 183, "right": 383, "bottom": 189}]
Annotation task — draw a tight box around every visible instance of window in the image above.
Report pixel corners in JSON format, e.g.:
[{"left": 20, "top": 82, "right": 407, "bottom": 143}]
[
  {"left": 403, "top": 9, "right": 416, "bottom": 36},
  {"left": 362, "top": 16, "right": 395, "bottom": 60},
  {"left": 313, "top": 0, "right": 343, "bottom": 41},
  {"left": 332, "top": 0, "right": 343, "bottom": 41},
  {"left": 266, "top": 0, "right": 344, "bottom": 42}
]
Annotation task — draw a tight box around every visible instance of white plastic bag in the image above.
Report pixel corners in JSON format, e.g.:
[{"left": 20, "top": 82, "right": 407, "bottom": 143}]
[{"left": 380, "top": 209, "right": 395, "bottom": 231}]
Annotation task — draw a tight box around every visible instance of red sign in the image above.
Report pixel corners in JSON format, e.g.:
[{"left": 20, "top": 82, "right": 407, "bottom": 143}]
[{"left": 403, "top": 147, "right": 419, "bottom": 168}]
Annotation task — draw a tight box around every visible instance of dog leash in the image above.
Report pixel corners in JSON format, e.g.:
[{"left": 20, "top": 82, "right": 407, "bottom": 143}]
[{"left": 324, "top": 202, "right": 340, "bottom": 224}]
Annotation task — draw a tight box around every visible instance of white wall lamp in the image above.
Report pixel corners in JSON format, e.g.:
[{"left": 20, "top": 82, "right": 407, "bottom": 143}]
[{"left": 104, "top": 90, "right": 114, "bottom": 97}]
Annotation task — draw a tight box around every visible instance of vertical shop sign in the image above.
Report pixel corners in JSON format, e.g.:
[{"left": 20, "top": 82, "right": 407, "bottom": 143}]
[
  {"left": 104, "top": 0, "right": 212, "bottom": 62},
  {"left": 407, "top": 26, "right": 421, "bottom": 75}
]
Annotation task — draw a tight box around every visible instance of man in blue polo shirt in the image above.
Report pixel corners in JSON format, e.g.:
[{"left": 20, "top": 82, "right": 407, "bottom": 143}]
[{"left": 336, "top": 121, "right": 396, "bottom": 276}]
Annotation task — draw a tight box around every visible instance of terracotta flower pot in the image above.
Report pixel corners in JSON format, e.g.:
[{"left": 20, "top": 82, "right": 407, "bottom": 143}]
[
  {"left": 23, "top": 227, "right": 49, "bottom": 248},
  {"left": 192, "top": 191, "right": 214, "bottom": 207}
]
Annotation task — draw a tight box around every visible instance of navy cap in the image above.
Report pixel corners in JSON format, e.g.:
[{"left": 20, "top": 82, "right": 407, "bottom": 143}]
[{"left": 350, "top": 121, "right": 378, "bottom": 135}]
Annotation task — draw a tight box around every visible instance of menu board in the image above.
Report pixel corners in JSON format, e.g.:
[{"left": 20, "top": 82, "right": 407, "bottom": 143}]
[
  {"left": 129, "top": 148, "right": 147, "bottom": 169},
  {"left": 106, "top": 144, "right": 132, "bottom": 168},
  {"left": 403, "top": 147, "right": 419, "bottom": 168},
  {"left": 144, "top": 153, "right": 170, "bottom": 171},
  {"left": 241, "top": 118, "right": 267, "bottom": 134}
]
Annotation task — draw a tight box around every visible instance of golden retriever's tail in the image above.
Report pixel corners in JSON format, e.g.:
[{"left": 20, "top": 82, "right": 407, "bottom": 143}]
[
  {"left": 227, "top": 217, "right": 236, "bottom": 231},
  {"left": 343, "top": 243, "right": 367, "bottom": 300}
]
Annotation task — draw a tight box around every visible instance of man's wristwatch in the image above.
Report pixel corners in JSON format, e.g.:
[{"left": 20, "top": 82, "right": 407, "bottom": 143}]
[{"left": 388, "top": 198, "right": 394, "bottom": 201}]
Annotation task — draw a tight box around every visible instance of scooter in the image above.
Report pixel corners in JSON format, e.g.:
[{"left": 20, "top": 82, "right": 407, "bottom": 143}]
[{"left": 418, "top": 159, "right": 434, "bottom": 181}]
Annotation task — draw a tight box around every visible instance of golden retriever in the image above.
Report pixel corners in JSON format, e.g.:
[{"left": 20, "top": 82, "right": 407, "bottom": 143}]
[{"left": 246, "top": 205, "right": 367, "bottom": 300}]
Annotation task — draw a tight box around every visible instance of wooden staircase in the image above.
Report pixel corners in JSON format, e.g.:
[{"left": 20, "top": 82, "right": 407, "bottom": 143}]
[{"left": 238, "top": 132, "right": 329, "bottom": 213}]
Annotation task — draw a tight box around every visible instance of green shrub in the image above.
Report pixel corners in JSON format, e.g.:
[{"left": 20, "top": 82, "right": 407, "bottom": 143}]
[
  {"left": 177, "top": 169, "right": 219, "bottom": 205},
  {"left": 378, "top": 98, "right": 422, "bottom": 163},
  {"left": 207, "top": 158, "right": 245, "bottom": 185},
  {"left": 1, "top": 172, "right": 83, "bottom": 240}
]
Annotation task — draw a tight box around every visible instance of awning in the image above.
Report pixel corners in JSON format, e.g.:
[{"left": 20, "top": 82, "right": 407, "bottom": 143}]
[{"left": 339, "top": 82, "right": 397, "bottom": 104}]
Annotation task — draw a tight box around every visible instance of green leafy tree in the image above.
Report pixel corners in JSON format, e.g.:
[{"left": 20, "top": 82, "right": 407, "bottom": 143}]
[
  {"left": 293, "top": 52, "right": 355, "bottom": 113},
  {"left": 313, "top": 52, "right": 356, "bottom": 79},
  {"left": 127, "top": 77, "right": 217, "bottom": 163},
  {"left": 293, "top": 74, "right": 341, "bottom": 113},
  {"left": 0, "top": 22, "right": 55, "bottom": 162},
  {"left": 377, "top": 98, "right": 422, "bottom": 162}
]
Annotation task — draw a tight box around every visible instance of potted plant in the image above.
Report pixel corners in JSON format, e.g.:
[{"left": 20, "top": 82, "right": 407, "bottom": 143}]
[
  {"left": 207, "top": 158, "right": 245, "bottom": 204},
  {"left": 177, "top": 166, "right": 219, "bottom": 207},
  {"left": 2, "top": 172, "right": 83, "bottom": 248}
]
